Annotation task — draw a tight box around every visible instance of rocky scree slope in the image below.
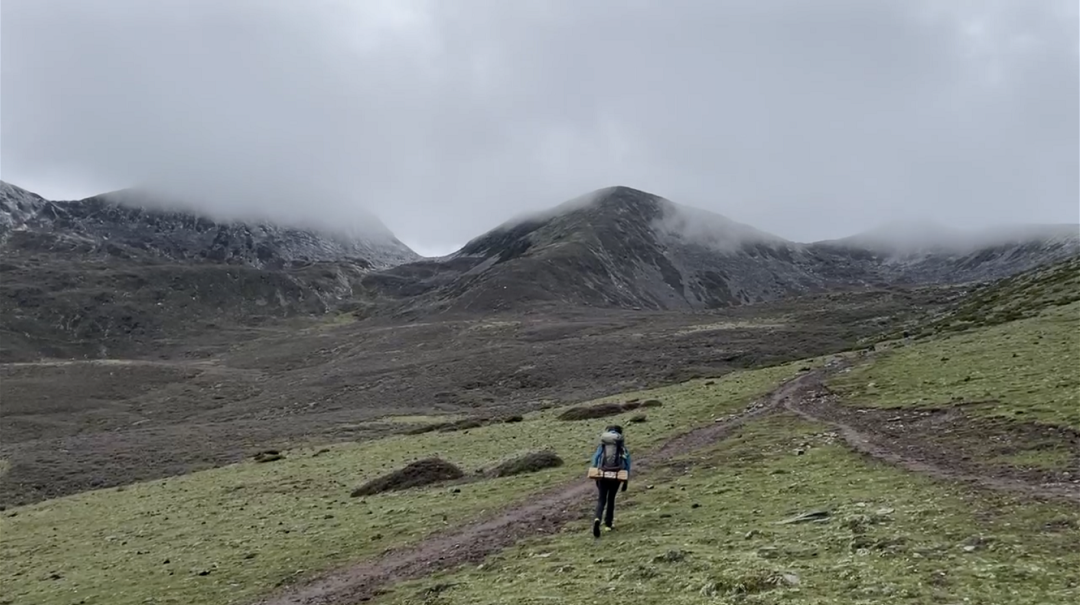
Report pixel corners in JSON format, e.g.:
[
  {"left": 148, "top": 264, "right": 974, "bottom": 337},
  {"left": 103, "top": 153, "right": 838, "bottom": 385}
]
[
  {"left": 365, "top": 186, "right": 1079, "bottom": 314},
  {"left": 0, "top": 181, "right": 420, "bottom": 361},
  {"left": 0, "top": 181, "right": 418, "bottom": 270}
]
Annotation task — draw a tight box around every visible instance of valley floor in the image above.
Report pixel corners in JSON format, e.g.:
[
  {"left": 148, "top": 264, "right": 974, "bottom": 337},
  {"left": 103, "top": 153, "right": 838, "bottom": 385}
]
[{"left": 1, "top": 299, "right": 1077, "bottom": 605}]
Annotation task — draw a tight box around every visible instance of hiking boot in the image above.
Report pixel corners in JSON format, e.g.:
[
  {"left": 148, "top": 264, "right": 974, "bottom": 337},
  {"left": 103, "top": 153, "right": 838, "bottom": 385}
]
[
  {"left": 603, "top": 524, "right": 613, "bottom": 533},
  {"left": 592, "top": 518, "right": 601, "bottom": 538}
]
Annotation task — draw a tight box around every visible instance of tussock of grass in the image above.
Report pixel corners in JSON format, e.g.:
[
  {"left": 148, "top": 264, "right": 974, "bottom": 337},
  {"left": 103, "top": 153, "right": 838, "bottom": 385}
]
[
  {"left": 351, "top": 458, "right": 465, "bottom": 497},
  {"left": 491, "top": 451, "right": 564, "bottom": 478},
  {"left": 381, "top": 416, "right": 1080, "bottom": 605},
  {"left": 830, "top": 302, "right": 1080, "bottom": 429},
  {"left": 0, "top": 361, "right": 811, "bottom": 605}
]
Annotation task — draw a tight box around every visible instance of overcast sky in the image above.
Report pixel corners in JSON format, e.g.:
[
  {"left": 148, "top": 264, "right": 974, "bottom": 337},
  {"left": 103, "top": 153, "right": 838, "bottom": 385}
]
[{"left": 2, "top": 0, "right": 1077, "bottom": 256}]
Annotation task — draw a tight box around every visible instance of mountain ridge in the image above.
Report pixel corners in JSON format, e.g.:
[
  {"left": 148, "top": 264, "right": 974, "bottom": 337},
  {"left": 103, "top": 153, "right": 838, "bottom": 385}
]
[
  {"left": 365, "top": 185, "right": 1079, "bottom": 314},
  {"left": 0, "top": 181, "right": 420, "bottom": 270},
  {"left": 1, "top": 180, "right": 1076, "bottom": 360}
]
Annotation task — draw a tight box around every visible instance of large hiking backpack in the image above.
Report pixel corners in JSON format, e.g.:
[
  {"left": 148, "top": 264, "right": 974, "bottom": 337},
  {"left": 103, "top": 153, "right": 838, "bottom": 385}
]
[{"left": 598, "top": 430, "right": 625, "bottom": 471}]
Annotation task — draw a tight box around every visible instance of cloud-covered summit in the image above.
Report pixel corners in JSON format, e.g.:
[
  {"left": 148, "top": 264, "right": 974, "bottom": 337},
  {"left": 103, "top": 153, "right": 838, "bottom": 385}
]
[{"left": 2, "top": 0, "right": 1076, "bottom": 255}]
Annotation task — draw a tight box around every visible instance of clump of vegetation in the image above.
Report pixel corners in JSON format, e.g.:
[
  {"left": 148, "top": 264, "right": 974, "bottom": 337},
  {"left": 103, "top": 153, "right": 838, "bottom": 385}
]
[
  {"left": 405, "top": 414, "right": 526, "bottom": 435},
  {"left": 252, "top": 450, "right": 284, "bottom": 463},
  {"left": 491, "top": 451, "right": 564, "bottom": 477},
  {"left": 351, "top": 458, "right": 464, "bottom": 497},
  {"left": 558, "top": 399, "right": 661, "bottom": 421}
]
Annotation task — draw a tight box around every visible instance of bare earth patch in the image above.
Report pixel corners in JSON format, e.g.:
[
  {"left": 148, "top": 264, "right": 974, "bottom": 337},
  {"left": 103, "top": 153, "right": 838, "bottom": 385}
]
[{"left": 785, "top": 377, "right": 1080, "bottom": 503}]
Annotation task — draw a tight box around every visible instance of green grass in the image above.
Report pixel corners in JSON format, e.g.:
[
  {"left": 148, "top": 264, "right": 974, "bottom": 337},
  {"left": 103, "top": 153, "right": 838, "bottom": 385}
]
[
  {"left": 0, "top": 361, "right": 813, "bottom": 605},
  {"left": 994, "top": 447, "right": 1076, "bottom": 470},
  {"left": 914, "top": 257, "right": 1080, "bottom": 337},
  {"left": 379, "top": 415, "right": 1080, "bottom": 605},
  {"left": 829, "top": 302, "right": 1080, "bottom": 429}
]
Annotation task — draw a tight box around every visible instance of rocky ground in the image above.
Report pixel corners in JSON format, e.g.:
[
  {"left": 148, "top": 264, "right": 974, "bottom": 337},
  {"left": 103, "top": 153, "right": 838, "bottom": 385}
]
[{"left": 0, "top": 284, "right": 955, "bottom": 507}]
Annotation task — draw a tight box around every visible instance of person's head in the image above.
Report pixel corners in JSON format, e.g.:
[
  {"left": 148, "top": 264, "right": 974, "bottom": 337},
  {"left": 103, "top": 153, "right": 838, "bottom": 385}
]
[{"left": 605, "top": 425, "right": 624, "bottom": 435}]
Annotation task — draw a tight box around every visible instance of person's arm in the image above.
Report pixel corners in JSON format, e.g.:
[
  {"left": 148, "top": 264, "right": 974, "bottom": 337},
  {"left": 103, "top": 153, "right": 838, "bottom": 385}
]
[
  {"left": 590, "top": 445, "right": 601, "bottom": 467},
  {"left": 622, "top": 449, "right": 631, "bottom": 491}
]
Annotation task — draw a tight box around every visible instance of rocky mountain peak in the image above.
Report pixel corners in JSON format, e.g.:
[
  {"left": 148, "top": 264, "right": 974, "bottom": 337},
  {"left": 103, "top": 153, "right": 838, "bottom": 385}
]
[{"left": 0, "top": 180, "right": 420, "bottom": 270}]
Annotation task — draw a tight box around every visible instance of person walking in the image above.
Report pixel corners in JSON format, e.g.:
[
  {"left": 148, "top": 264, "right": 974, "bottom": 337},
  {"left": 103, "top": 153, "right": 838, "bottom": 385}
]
[{"left": 589, "top": 425, "right": 631, "bottom": 537}]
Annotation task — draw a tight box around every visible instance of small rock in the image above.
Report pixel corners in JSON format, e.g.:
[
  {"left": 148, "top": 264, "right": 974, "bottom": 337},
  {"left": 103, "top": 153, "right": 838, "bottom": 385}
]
[
  {"left": 782, "top": 573, "right": 800, "bottom": 586},
  {"left": 744, "top": 529, "right": 759, "bottom": 540},
  {"left": 794, "top": 448, "right": 805, "bottom": 456},
  {"left": 653, "top": 550, "right": 686, "bottom": 563},
  {"left": 778, "top": 509, "right": 831, "bottom": 524},
  {"left": 691, "top": 503, "right": 701, "bottom": 509},
  {"left": 962, "top": 545, "right": 977, "bottom": 553}
]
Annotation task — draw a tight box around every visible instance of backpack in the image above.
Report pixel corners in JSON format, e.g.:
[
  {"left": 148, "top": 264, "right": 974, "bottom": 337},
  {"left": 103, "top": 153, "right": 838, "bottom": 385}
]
[{"left": 598, "top": 430, "right": 625, "bottom": 471}]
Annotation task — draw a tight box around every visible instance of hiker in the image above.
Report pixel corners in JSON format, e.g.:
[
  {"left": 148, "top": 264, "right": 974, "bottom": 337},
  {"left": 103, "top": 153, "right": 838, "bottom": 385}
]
[{"left": 590, "top": 424, "right": 631, "bottom": 537}]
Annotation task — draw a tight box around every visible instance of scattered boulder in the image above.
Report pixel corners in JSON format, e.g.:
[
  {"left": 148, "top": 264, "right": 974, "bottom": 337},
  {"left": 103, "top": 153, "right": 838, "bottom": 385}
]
[
  {"left": 629, "top": 414, "right": 648, "bottom": 424},
  {"left": 404, "top": 417, "right": 488, "bottom": 435},
  {"left": 405, "top": 414, "right": 525, "bottom": 435},
  {"left": 777, "top": 509, "right": 831, "bottom": 524},
  {"left": 653, "top": 550, "right": 686, "bottom": 563},
  {"left": 491, "top": 451, "right": 564, "bottom": 477},
  {"left": 253, "top": 450, "right": 285, "bottom": 463},
  {"left": 350, "top": 458, "right": 464, "bottom": 497},
  {"left": 558, "top": 399, "right": 659, "bottom": 421}
]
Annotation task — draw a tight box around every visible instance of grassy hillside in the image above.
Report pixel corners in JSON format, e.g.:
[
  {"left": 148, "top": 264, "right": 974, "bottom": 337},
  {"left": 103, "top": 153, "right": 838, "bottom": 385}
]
[
  {"left": 0, "top": 362, "right": 809, "bottom": 605},
  {"left": 368, "top": 299, "right": 1080, "bottom": 605},
  {"left": 833, "top": 301, "right": 1079, "bottom": 429},
  {"left": 2, "top": 262, "right": 1077, "bottom": 605},
  {"left": 381, "top": 417, "right": 1078, "bottom": 605}
]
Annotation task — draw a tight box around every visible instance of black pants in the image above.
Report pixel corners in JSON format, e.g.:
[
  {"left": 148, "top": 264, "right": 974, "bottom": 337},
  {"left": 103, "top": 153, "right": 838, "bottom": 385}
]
[{"left": 595, "top": 479, "right": 620, "bottom": 527}]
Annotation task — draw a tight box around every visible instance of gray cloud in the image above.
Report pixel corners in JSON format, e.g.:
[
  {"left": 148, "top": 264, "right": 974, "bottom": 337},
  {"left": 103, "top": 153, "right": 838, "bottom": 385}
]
[{"left": 2, "top": 0, "right": 1077, "bottom": 256}]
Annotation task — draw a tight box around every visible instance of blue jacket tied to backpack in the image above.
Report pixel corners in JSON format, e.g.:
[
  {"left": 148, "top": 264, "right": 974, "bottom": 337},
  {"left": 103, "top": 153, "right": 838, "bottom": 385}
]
[{"left": 591, "top": 427, "right": 631, "bottom": 475}]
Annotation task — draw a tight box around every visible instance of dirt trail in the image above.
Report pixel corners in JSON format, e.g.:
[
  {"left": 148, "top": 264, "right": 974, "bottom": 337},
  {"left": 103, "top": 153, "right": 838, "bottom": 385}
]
[
  {"left": 253, "top": 371, "right": 818, "bottom": 605},
  {"left": 255, "top": 364, "right": 1078, "bottom": 604},
  {"left": 782, "top": 374, "right": 1080, "bottom": 504}
]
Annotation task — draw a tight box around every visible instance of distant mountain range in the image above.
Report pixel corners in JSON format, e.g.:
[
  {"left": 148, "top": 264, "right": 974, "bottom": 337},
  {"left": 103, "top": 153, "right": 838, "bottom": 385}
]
[
  {"left": 1, "top": 181, "right": 1076, "bottom": 359},
  {"left": 0, "top": 181, "right": 419, "bottom": 270},
  {"left": 365, "top": 186, "right": 1079, "bottom": 313}
]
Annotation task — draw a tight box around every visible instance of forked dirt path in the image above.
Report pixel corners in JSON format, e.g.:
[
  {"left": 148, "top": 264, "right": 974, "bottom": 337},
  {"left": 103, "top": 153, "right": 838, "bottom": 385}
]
[
  {"left": 782, "top": 374, "right": 1080, "bottom": 504},
  {"left": 253, "top": 370, "right": 819, "bottom": 605},
  {"left": 255, "top": 363, "right": 1078, "bottom": 605}
]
